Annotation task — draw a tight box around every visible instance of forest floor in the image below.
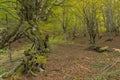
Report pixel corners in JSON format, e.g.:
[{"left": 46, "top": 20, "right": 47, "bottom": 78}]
[{"left": 1, "top": 35, "right": 120, "bottom": 80}]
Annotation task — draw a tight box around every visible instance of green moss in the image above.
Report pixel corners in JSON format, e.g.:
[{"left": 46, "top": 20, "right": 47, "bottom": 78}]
[
  {"left": 12, "top": 65, "right": 24, "bottom": 79},
  {"left": 89, "top": 77, "right": 107, "bottom": 80},
  {"left": 0, "top": 77, "right": 3, "bottom": 80},
  {"left": 99, "top": 46, "right": 109, "bottom": 52},
  {"left": 0, "top": 67, "right": 5, "bottom": 74},
  {"left": 35, "top": 54, "right": 46, "bottom": 64},
  {"left": 87, "top": 45, "right": 109, "bottom": 52},
  {"left": 29, "top": 69, "right": 38, "bottom": 77},
  {"left": 73, "top": 77, "right": 81, "bottom": 80},
  {"left": 0, "top": 49, "right": 8, "bottom": 54}
]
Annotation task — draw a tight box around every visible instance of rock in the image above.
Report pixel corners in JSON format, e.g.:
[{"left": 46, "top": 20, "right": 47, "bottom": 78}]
[
  {"left": 113, "top": 48, "right": 120, "bottom": 53},
  {"left": 39, "top": 67, "right": 45, "bottom": 73}
]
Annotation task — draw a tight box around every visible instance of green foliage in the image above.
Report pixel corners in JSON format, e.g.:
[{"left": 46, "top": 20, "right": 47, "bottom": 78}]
[
  {"left": 50, "top": 36, "right": 66, "bottom": 45},
  {"left": 0, "top": 49, "right": 8, "bottom": 54},
  {"left": 0, "top": 66, "right": 5, "bottom": 74},
  {"left": 73, "top": 77, "right": 81, "bottom": 80},
  {"left": 98, "top": 27, "right": 106, "bottom": 32},
  {"left": 89, "top": 77, "right": 107, "bottom": 80},
  {"left": 0, "top": 0, "right": 120, "bottom": 79},
  {"left": 0, "top": 77, "right": 3, "bottom": 80},
  {"left": 50, "top": 36, "right": 73, "bottom": 45},
  {"left": 12, "top": 65, "right": 24, "bottom": 79}
]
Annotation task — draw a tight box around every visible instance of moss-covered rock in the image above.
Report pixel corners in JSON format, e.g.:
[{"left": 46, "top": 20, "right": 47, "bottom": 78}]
[{"left": 86, "top": 45, "right": 109, "bottom": 53}]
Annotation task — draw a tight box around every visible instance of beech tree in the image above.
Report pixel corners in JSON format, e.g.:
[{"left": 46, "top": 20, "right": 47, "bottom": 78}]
[{"left": 0, "top": 0, "right": 65, "bottom": 78}]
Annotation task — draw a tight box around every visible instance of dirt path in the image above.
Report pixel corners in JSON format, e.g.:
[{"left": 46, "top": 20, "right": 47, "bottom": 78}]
[{"left": 3, "top": 36, "right": 119, "bottom": 80}]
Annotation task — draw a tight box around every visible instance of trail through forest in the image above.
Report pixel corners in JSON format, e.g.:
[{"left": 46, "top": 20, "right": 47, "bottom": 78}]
[{"left": 1, "top": 0, "right": 120, "bottom": 80}]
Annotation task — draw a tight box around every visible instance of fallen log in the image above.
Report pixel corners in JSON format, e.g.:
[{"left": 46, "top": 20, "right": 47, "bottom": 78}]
[{"left": 86, "top": 45, "right": 110, "bottom": 53}]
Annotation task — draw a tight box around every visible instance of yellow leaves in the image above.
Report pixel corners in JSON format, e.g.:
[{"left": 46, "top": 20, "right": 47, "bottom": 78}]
[{"left": 98, "top": 27, "right": 106, "bottom": 32}]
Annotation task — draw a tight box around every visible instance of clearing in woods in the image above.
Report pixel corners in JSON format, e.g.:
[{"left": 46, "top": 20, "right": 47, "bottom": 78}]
[{"left": 2, "top": 35, "right": 120, "bottom": 80}]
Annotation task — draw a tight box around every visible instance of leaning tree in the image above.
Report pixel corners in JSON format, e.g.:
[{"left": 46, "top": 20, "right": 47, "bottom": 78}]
[{"left": 0, "top": 0, "right": 65, "bottom": 79}]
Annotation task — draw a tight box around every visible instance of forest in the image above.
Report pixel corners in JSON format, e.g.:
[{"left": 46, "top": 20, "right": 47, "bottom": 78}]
[{"left": 0, "top": 0, "right": 120, "bottom": 80}]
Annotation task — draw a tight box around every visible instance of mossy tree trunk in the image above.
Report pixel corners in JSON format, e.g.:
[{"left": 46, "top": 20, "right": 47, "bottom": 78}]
[
  {"left": 11, "top": 0, "right": 49, "bottom": 75},
  {"left": 0, "top": 0, "right": 65, "bottom": 78}
]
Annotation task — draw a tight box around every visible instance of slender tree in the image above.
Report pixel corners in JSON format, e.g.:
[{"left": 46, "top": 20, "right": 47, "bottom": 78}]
[{"left": 82, "top": 0, "right": 98, "bottom": 44}]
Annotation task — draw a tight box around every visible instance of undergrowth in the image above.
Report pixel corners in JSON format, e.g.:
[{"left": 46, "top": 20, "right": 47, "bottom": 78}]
[{"left": 50, "top": 36, "right": 73, "bottom": 45}]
